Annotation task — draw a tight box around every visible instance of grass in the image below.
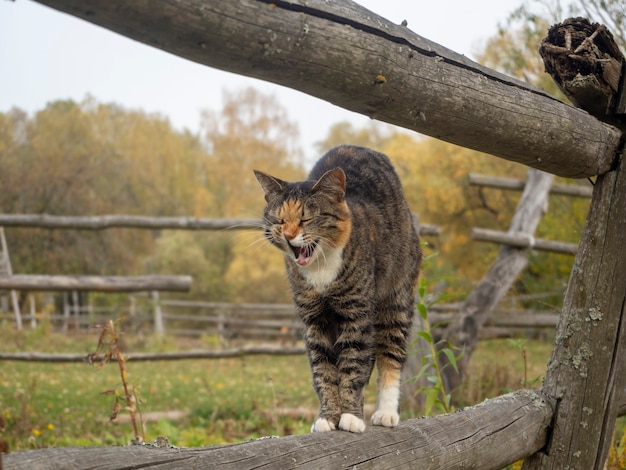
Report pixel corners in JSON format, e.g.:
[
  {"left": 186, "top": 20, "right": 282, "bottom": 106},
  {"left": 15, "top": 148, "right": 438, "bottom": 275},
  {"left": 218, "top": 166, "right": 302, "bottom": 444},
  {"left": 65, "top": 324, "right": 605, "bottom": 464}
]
[
  {"left": 3, "top": 323, "right": 625, "bottom": 468},
  {"left": 1, "top": 348, "right": 316, "bottom": 450},
  {"left": 0, "top": 320, "right": 559, "bottom": 452},
  {"left": 0, "top": 317, "right": 323, "bottom": 450}
]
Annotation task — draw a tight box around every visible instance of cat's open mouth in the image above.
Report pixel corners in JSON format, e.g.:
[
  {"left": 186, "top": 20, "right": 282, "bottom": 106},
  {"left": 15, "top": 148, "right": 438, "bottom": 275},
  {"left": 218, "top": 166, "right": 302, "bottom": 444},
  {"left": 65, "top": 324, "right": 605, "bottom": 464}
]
[{"left": 289, "top": 241, "right": 318, "bottom": 266}]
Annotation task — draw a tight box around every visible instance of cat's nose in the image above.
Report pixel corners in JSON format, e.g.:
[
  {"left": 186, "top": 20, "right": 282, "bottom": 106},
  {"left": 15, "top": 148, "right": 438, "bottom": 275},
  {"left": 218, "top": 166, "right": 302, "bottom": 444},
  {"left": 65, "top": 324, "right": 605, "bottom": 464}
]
[{"left": 283, "top": 222, "right": 300, "bottom": 242}]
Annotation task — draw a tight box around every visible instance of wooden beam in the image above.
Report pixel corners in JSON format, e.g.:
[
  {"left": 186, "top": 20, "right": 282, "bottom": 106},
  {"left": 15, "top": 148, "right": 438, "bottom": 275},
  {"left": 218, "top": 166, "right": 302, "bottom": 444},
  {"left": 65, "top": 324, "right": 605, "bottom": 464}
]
[
  {"left": 0, "top": 345, "right": 306, "bottom": 363},
  {"left": 0, "top": 214, "right": 441, "bottom": 236},
  {"left": 468, "top": 173, "right": 594, "bottom": 198},
  {"left": 29, "top": 0, "right": 623, "bottom": 178},
  {"left": 471, "top": 228, "right": 579, "bottom": 255},
  {"left": 524, "top": 157, "right": 626, "bottom": 468},
  {"left": 4, "top": 389, "right": 554, "bottom": 470},
  {"left": 0, "top": 214, "right": 261, "bottom": 231},
  {"left": 0, "top": 275, "right": 192, "bottom": 292}
]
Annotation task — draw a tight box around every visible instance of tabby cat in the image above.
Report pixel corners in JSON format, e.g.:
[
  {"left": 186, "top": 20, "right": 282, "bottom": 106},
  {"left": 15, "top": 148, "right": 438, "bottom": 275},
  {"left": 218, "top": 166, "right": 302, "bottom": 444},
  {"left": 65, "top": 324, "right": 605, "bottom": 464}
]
[{"left": 254, "top": 145, "right": 422, "bottom": 433}]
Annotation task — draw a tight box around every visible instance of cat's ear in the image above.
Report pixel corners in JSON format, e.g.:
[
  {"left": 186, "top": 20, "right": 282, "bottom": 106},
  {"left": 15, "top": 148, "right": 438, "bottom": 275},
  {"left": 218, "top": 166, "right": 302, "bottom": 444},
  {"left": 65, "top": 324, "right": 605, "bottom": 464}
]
[
  {"left": 312, "top": 168, "right": 346, "bottom": 202},
  {"left": 254, "top": 170, "right": 286, "bottom": 201}
]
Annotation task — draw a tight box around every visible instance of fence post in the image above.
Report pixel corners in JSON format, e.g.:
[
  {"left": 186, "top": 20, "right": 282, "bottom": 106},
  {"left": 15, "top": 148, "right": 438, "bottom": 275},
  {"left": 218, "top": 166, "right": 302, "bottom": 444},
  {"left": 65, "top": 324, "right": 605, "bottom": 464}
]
[
  {"left": 129, "top": 295, "right": 135, "bottom": 317},
  {"left": 151, "top": 290, "right": 164, "bottom": 337},
  {"left": 0, "top": 226, "right": 23, "bottom": 330},
  {"left": 71, "top": 290, "right": 80, "bottom": 329},
  {"left": 29, "top": 294, "right": 37, "bottom": 329},
  {"left": 62, "top": 291, "right": 70, "bottom": 332},
  {"left": 217, "top": 312, "right": 226, "bottom": 345}
]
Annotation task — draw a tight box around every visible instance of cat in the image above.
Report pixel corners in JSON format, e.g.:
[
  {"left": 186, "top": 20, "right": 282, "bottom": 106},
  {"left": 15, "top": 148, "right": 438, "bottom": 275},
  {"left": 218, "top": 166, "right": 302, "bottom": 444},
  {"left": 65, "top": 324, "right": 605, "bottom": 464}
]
[{"left": 254, "top": 145, "right": 422, "bottom": 433}]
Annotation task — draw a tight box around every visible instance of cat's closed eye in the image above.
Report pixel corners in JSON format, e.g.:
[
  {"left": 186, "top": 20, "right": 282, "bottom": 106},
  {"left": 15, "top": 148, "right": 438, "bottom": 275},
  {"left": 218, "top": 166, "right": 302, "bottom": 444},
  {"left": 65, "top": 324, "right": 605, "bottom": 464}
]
[{"left": 267, "top": 215, "right": 283, "bottom": 225}]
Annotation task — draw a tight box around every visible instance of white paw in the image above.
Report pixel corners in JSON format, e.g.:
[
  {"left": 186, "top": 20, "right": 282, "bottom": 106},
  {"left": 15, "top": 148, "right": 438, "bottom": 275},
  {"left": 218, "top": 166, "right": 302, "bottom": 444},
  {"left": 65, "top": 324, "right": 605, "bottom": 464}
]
[
  {"left": 311, "top": 418, "right": 336, "bottom": 432},
  {"left": 338, "top": 413, "right": 366, "bottom": 433},
  {"left": 371, "top": 410, "right": 400, "bottom": 427}
]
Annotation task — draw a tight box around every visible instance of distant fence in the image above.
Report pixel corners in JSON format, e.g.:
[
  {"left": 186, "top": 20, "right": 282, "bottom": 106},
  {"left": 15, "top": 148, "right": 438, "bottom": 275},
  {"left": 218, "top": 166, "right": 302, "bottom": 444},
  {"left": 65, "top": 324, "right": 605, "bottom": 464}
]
[{"left": 0, "top": 296, "right": 560, "bottom": 345}]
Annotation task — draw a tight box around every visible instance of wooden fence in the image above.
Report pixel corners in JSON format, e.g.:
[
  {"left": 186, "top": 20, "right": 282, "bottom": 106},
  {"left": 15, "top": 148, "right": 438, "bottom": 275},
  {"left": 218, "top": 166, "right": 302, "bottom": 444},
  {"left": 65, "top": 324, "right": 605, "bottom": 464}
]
[
  {"left": 3, "top": 2, "right": 626, "bottom": 469},
  {"left": 0, "top": 296, "right": 559, "bottom": 345}
]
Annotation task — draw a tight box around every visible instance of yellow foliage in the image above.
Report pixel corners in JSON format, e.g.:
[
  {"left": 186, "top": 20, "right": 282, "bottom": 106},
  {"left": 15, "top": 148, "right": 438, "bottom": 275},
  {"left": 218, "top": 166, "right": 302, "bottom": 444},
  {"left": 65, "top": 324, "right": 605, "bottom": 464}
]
[{"left": 224, "top": 237, "right": 291, "bottom": 303}]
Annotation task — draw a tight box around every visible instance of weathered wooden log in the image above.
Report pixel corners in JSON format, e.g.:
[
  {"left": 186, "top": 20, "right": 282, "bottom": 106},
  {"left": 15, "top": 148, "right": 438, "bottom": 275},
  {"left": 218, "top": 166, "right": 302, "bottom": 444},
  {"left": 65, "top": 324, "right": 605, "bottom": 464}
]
[
  {"left": 521, "top": 17, "right": 626, "bottom": 469},
  {"left": 30, "top": 0, "right": 622, "bottom": 178},
  {"left": 0, "top": 214, "right": 261, "bottom": 231},
  {"left": 158, "top": 300, "right": 297, "bottom": 312},
  {"left": 0, "top": 345, "right": 306, "bottom": 363},
  {"left": 0, "top": 275, "right": 192, "bottom": 292},
  {"left": 540, "top": 17, "right": 626, "bottom": 121},
  {"left": 471, "top": 228, "right": 578, "bottom": 255},
  {"left": 4, "top": 389, "right": 554, "bottom": 470},
  {"left": 480, "top": 312, "right": 559, "bottom": 328},
  {"left": 468, "top": 173, "right": 593, "bottom": 198},
  {"left": 0, "top": 214, "right": 441, "bottom": 236},
  {"left": 523, "top": 155, "right": 626, "bottom": 469}
]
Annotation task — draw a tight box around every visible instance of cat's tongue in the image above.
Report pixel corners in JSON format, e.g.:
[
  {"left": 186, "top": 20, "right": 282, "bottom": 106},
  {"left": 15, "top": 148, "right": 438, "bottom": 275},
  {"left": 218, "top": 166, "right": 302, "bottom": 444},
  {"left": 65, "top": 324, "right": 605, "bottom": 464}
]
[
  {"left": 296, "top": 248, "right": 311, "bottom": 266},
  {"left": 294, "top": 245, "right": 315, "bottom": 266}
]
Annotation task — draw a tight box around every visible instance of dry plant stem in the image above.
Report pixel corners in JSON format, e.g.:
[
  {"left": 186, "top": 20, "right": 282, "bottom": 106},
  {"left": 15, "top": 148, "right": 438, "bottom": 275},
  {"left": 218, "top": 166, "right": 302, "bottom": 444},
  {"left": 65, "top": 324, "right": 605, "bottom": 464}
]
[
  {"left": 107, "top": 321, "right": 142, "bottom": 442},
  {"left": 90, "top": 320, "right": 144, "bottom": 443},
  {"left": 115, "top": 354, "right": 138, "bottom": 439}
]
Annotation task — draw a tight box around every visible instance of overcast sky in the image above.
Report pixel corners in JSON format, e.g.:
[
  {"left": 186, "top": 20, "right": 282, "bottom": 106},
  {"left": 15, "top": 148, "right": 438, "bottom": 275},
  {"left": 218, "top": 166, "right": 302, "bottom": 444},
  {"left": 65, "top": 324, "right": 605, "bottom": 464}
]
[{"left": 1, "top": 0, "right": 539, "bottom": 160}]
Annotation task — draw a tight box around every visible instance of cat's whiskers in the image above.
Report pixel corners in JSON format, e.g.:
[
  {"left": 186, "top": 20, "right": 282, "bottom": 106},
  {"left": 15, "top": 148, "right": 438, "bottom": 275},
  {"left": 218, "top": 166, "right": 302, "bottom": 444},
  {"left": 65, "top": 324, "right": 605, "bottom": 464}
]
[
  {"left": 227, "top": 229, "right": 271, "bottom": 253},
  {"left": 310, "top": 234, "right": 335, "bottom": 275},
  {"left": 215, "top": 218, "right": 265, "bottom": 242},
  {"left": 240, "top": 235, "right": 273, "bottom": 253},
  {"left": 213, "top": 217, "right": 265, "bottom": 233}
]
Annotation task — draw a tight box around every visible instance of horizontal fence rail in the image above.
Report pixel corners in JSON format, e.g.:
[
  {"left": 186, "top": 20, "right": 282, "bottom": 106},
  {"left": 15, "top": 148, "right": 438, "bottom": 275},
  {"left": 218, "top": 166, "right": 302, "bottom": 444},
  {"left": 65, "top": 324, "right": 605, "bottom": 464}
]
[
  {"left": 469, "top": 173, "right": 594, "bottom": 198},
  {"left": 470, "top": 228, "right": 579, "bottom": 255},
  {"left": 0, "top": 214, "right": 441, "bottom": 236},
  {"left": 0, "top": 298, "right": 560, "bottom": 355},
  {"left": 0, "top": 275, "right": 192, "bottom": 292}
]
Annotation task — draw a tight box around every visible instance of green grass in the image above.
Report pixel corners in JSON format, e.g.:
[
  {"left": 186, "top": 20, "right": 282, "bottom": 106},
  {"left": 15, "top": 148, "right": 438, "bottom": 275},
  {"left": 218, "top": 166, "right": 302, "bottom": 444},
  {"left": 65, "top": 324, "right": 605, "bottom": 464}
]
[
  {"left": 1, "top": 322, "right": 554, "bottom": 451},
  {"left": 1, "top": 352, "right": 317, "bottom": 450}
]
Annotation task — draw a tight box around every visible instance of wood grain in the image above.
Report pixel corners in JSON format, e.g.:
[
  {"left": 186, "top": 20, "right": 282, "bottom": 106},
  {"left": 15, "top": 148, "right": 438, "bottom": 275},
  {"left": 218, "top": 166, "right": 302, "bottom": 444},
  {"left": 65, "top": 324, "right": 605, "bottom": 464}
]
[{"left": 4, "top": 390, "right": 554, "bottom": 470}]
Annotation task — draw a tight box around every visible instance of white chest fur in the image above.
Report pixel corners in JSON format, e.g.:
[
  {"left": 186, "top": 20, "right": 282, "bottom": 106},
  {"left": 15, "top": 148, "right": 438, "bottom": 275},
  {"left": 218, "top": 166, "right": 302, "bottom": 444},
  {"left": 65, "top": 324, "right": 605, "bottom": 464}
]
[{"left": 300, "top": 246, "right": 344, "bottom": 292}]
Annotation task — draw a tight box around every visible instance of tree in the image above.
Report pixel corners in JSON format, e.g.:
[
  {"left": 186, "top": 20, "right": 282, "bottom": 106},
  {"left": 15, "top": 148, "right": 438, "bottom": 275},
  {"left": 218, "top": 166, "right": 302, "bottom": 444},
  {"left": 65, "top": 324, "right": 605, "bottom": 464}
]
[
  {"left": 199, "top": 87, "right": 304, "bottom": 218},
  {"left": 314, "top": 121, "right": 395, "bottom": 153},
  {"left": 197, "top": 88, "right": 305, "bottom": 302},
  {"left": 0, "top": 98, "right": 204, "bottom": 279}
]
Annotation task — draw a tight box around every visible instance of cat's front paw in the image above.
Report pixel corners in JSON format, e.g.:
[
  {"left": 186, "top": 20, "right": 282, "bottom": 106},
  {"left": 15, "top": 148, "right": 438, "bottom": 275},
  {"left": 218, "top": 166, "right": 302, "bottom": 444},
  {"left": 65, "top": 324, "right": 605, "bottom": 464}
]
[
  {"left": 311, "top": 418, "right": 336, "bottom": 432},
  {"left": 371, "top": 410, "right": 400, "bottom": 427},
  {"left": 338, "top": 413, "right": 366, "bottom": 433}
]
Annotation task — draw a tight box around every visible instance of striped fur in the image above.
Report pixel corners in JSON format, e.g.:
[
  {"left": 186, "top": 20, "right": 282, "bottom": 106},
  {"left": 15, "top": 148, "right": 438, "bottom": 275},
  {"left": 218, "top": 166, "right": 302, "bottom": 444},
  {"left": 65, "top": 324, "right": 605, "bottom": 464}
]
[{"left": 254, "top": 145, "right": 422, "bottom": 433}]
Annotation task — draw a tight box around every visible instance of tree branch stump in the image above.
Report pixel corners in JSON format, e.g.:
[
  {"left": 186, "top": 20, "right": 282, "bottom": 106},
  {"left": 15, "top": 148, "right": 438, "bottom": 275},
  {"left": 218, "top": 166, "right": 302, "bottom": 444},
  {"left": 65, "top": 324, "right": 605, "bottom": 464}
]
[{"left": 540, "top": 17, "right": 626, "bottom": 124}]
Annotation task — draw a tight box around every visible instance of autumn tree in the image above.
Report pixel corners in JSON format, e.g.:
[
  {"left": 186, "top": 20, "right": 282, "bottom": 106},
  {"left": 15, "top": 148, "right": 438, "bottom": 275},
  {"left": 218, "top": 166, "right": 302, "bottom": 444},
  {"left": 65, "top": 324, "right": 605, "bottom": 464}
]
[
  {"left": 145, "top": 88, "right": 305, "bottom": 302},
  {"left": 314, "top": 121, "right": 395, "bottom": 153},
  {"left": 0, "top": 98, "right": 204, "bottom": 282}
]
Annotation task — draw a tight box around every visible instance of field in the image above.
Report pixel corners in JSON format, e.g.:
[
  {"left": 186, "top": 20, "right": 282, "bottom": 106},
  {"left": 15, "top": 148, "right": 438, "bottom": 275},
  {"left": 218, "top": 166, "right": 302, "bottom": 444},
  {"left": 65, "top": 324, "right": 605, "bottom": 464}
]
[
  {"left": 0, "top": 320, "right": 559, "bottom": 453},
  {"left": 3, "top": 325, "right": 626, "bottom": 468}
]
